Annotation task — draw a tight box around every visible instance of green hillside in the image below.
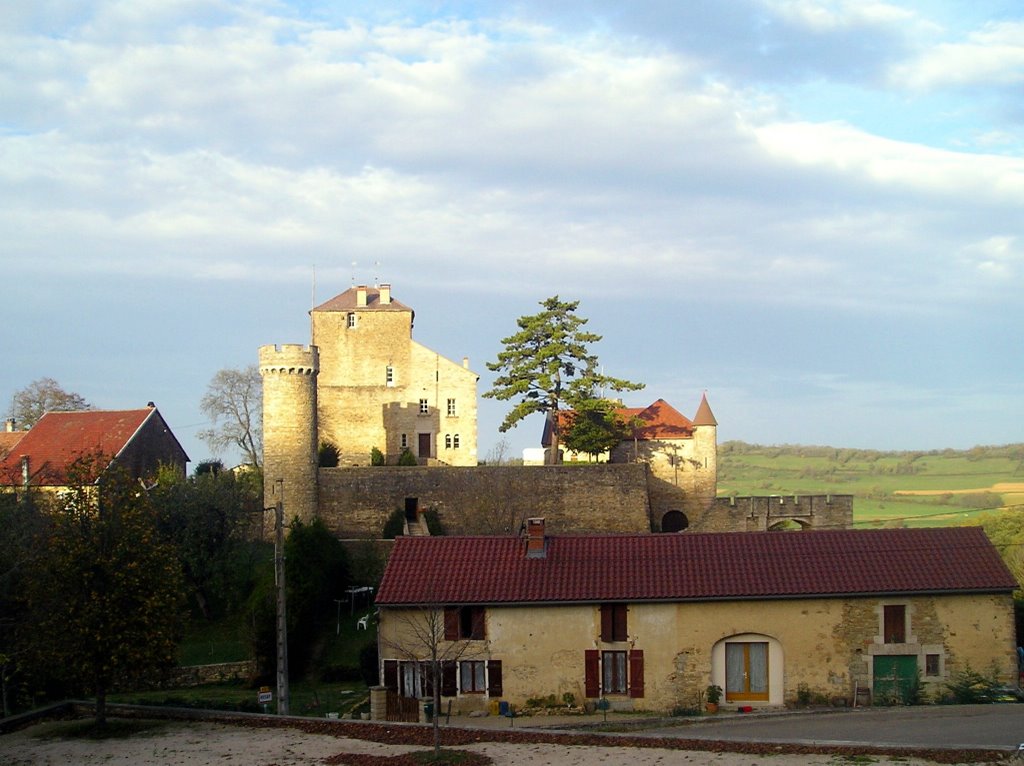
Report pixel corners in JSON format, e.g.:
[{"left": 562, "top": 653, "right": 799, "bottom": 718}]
[{"left": 717, "top": 442, "right": 1024, "bottom": 528}]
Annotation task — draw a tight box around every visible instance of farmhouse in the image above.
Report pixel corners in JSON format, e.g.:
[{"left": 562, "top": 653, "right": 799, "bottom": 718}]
[
  {"left": 374, "top": 523, "right": 1018, "bottom": 714},
  {"left": 0, "top": 405, "right": 188, "bottom": 492}
]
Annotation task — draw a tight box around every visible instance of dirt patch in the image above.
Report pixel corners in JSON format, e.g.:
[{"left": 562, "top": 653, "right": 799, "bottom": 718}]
[{"left": 894, "top": 483, "right": 1024, "bottom": 496}]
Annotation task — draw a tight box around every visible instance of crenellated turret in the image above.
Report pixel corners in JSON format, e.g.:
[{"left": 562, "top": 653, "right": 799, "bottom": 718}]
[{"left": 260, "top": 344, "right": 319, "bottom": 525}]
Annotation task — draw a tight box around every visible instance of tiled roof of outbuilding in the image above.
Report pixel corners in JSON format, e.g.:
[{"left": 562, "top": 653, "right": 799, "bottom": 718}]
[
  {"left": 313, "top": 286, "right": 412, "bottom": 313},
  {"left": 376, "top": 527, "right": 1016, "bottom": 606},
  {"left": 0, "top": 408, "right": 158, "bottom": 485}
]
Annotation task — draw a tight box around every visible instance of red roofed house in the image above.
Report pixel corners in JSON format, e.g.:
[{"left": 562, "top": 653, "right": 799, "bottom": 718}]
[
  {"left": 0, "top": 405, "right": 188, "bottom": 493},
  {"left": 374, "top": 521, "right": 1017, "bottom": 716}
]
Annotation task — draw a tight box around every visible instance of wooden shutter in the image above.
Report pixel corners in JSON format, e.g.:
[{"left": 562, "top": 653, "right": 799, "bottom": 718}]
[
  {"left": 600, "top": 604, "right": 613, "bottom": 642},
  {"left": 613, "top": 605, "right": 628, "bottom": 642},
  {"left": 884, "top": 605, "right": 906, "bottom": 643},
  {"left": 441, "top": 660, "right": 458, "bottom": 697},
  {"left": 487, "top": 660, "right": 503, "bottom": 697},
  {"left": 444, "top": 607, "right": 459, "bottom": 641},
  {"left": 383, "top": 659, "right": 398, "bottom": 691},
  {"left": 471, "top": 607, "right": 486, "bottom": 639},
  {"left": 629, "top": 649, "right": 644, "bottom": 698},
  {"left": 584, "top": 649, "right": 600, "bottom": 698}
]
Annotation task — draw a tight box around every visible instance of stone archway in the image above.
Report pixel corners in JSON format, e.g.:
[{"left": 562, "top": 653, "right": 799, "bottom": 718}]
[
  {"left": 767, "top": 518, "right": 810, "bottom": 531},
  {"left": 661, "top": 510, "right": 689, "bottom": 533}
]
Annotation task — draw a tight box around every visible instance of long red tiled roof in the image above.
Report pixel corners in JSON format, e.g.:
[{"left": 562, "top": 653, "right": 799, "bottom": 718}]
[
  {"left": 376, "top": 527, "right": 1016, "bottom": 606},
  {"left": 542, "top": 397, "right": 702, "bottom": 447},
  {"left": 0, "top": 431, "right": 25, "bottom": 459},
  {"left": 0, "top": 408, "right": 155, "bottom": 486}
]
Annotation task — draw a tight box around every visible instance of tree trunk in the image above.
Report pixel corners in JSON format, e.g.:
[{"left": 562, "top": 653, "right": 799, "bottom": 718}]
[{"left": 94, "top": 675, "right": 107, "bottom": 727}]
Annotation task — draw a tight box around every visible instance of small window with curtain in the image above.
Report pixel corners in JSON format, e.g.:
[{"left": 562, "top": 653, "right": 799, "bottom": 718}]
[{"left": 460, "top": 660, "right": 486, "bottom": 693}]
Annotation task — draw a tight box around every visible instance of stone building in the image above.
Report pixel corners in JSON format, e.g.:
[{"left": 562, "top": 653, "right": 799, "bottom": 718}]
[
  {"left": 261, "top": 283, "right": 852, "bottom": 536},
  {"left": 375, "top": 524, "right": 1018, "bottom": 715}
]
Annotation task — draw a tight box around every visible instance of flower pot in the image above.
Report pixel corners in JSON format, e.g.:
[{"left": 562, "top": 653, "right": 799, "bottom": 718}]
[{"left": 705, "top": 702, "right": 719, "bottom": 714}]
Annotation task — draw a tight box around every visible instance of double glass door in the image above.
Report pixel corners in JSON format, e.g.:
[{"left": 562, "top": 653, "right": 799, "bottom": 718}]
[{"left": 725, "top": 641, "right": 768, "bottom": 701}]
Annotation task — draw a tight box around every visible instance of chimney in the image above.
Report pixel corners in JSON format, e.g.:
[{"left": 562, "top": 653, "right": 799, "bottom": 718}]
[
  {"left": 5, "top": 418, "right": 14, "bottom": 432},
  {"left": 525, "top": 517, "right": 546, "bottom": 558},
  {"left": 356, "top": 285, "right": 367, "bottom": 307},
  {"left": 462, "top": 357, "right": 469, "bottom": 369},
  {"left": 379, "top": 283, "right": 391, "bottom": 305}
]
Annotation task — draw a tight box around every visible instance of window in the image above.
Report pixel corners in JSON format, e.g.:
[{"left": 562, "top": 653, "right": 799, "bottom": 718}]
[
  {"left": 453, "top": 434, "right": 460, "bottom": 449},
  {"left": 445, "top": 434, "right": 452, "bottom": 449},
  {"left": 444, "top": 606, "right": 485, "bottom": 640},
  {"left": 585, "top": 649, "right": 644, "bottom": 698},
  {"left": 447, "top": 398, "right": 456, "bottom": 416},
  {"left": 602, "top": 651, "right": 627, "bottom": 694},
  {"left": 883, "top": 605, "right": 906, "bottom": 644},
  {"left": 600, "top": 603, "right": 628, "bottom": 642},
  {"left": 460, "top": 661, "right": 486, "bottom": 693},
  {"left": 386, "top": 366, "right": 394, "bottom": 386},
  {"left": 400, "top": 433, "right": 408, "bottom": 449},
  {"left": 347, "top": 312, "right": 357, "bottom": 328},
  {"left": 419, "top": 398, "right": 429, "bottom": 414},
  {"left": 925, "top": 654, "right": 940, "bottom": 676}
]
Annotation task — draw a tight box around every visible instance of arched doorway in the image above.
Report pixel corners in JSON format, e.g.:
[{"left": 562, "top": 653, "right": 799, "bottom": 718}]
[{"left": 661, "top": 511, "right": 689, "bottom": 533}]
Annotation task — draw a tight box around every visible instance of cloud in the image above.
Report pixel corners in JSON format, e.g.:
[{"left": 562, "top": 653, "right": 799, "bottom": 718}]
[{"left": 891, "top": 20, "right": 1024, "bottom": 90}]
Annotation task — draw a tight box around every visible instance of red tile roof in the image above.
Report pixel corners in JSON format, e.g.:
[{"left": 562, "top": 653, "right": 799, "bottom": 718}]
[
  {"left": 376, "top": 527, "right": 1016, "bottom": 606},
  {"left": 0, "top": 408, "right": 156, "bottom": 486},
  {"left": 313, "top": 286, "right": 413, "bottom": 313},
  {"left": 542, "top": 397, "right": 706, "bottom": 447},
  {"left": 0, "top": 431, "right": 25, "bottom": 459}
]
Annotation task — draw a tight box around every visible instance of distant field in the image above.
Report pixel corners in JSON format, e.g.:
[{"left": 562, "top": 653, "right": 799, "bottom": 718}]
[{"left": 717, "top": 442, "right": 1024, "bottom": 528}]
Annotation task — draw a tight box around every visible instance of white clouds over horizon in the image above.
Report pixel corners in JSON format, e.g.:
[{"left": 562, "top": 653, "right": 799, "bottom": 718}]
[{"left": 1, "top": 1, "right": 1022, "bottom": 457}]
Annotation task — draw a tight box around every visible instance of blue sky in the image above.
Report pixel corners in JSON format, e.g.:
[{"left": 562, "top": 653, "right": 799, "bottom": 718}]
[{"left": 2, "top": 1, "right": 1022, "bottom": 466}]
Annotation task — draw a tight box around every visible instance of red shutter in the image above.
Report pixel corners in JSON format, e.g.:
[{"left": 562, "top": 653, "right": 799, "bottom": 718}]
[
  {"left": 600, "top": 604, "right": 612, "bottom": 642},
  {"left": 613, "top": 605, "right": 628, "bottom": 642},
  {"left": 629, "top": 649, "right": 644, "bottom": 698},
  {"left": 441, "top": 660, "right": 458, "bottom": 697},
  {"left": 444, "top": 607, "right": 459, "bottom": 641},
  {"left": 383, "top": 659, "right": 398, "bottom": 691},
  {"left": 584, "top": 649, "right": 600, "bottom": 698},
  {"left": 471, "top": 607, "right": 486, "bottom": 639},
  {"left": 487, "top": 660, "right": 503, "bottom": 697}
]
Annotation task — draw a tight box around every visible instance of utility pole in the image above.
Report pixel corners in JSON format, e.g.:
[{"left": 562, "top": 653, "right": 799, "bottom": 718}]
[{"left": 273, "top": 480, "right": 289, "bottom": 715}]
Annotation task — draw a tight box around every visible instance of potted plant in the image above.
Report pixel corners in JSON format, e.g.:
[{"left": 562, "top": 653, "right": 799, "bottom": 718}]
[{"left": 705, "top": 684, "right": 722, "bottom": 713}]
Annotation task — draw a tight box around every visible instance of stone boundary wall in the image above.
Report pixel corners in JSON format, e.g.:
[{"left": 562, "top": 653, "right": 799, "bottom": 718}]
[
  {"left": 703, "top": 494, "right": 854, "bottom": 532},
  {"left": 318, "top": 464, "right": 653, "bottom": 538},
  {"left": 167, "top": 661, "right": 257, "bottom": 688}
]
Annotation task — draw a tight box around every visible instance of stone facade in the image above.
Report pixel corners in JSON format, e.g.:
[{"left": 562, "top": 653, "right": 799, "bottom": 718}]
[
  {"left": 379, "top": 592, "right": 1017, "bottom": 714},
  {"left": 311, "top": 284, "right": 478, "bottom": 468}
]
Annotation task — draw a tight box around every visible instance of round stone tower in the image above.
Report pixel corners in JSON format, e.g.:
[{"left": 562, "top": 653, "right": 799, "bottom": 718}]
[{"left": 259, "top": 344, "right": 319, "bottom": 525}]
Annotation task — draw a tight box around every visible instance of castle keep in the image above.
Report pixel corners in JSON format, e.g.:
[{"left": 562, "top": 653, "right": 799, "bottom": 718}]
[{"left": 261, "top": 284, "right": 851, "bottom": 536}]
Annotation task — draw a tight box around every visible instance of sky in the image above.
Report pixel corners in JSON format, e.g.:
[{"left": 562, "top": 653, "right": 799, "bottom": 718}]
[{"left": 2, "top": 0, "right": 1023, "bottom": 467}]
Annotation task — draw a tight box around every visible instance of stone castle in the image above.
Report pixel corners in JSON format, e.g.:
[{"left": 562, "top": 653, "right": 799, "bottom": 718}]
[{"left": 260, "top": 284, "right": 851, "bottom": 537}]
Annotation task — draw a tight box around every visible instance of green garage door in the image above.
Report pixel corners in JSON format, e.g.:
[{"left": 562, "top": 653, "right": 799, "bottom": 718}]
[{"left": 873, "top": 655, "right": 917, "bottom": 704}]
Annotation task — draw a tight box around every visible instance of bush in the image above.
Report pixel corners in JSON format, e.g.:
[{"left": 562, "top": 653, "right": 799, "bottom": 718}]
[
  {"left": 423, "top": 508, "right": 446, "bottom": 536},
  {"left": 370, "top": 447, "right": 385, "bottom": 466},
  {"left": 382, "top": 509, "right": 406, "bottom": 539},
  {"left": 319, "top": 442, "right": 340, "bottom": 468},
  {"left": 398, "top": 448, "right": 418, "bottom": 466},
  {"left": 945, "top": 666, "right": 1003, "bottom": 704}
]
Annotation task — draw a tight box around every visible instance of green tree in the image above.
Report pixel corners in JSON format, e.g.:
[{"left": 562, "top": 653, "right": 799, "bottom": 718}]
[
  {"left": 150, "top": 464, "right": 262, "bottom": 621},
  {"left": 27, "top": 455, "right": 185, "bottom": 724},
  {"left": 562, "top": 399, "right": 629, "bottom": 461},
  {"left": 484, "top": 296, "right": 643, "bottom": 464},
  {"left": 198, "top": 365, "right": 262, "bottom": 468},
  {"left": 7, "top": 377, "right": 91, "bottom": 429}
]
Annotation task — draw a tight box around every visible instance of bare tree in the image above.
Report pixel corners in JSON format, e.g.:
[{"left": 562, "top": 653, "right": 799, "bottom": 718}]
[
  {"left": 198, "top": 366, "right": 262, "bottom": 468},
  {"left": 7, "top": 378, "right": 91, "bottom": 429},
  {"left": 380, "top": 601, "right": 487, "bottom": 756}
]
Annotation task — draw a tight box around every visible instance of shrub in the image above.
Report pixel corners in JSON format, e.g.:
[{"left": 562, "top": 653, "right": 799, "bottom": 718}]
[
  {"left": 382, "top": 509, "right": 406, "bottom": 539},
  {"left": 945, "top": 666, "right": 1002, "bottom": 704},
  {"left": 398, "top": 448, "right": 418, "bottom": 466},
  {"left": 319, "top": 442, "right": 340, "bottom": 467},
  {"left": 370, "top": 447, "right": 385, "bottom": 466},
  {"left": 423, "top": 508, "right": 446, "bottom": 536}
]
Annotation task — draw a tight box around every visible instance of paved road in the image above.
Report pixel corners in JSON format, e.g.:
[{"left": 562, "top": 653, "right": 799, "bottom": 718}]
[{"left": 636, "top": 705, "right": 1024, "bottom": 750}]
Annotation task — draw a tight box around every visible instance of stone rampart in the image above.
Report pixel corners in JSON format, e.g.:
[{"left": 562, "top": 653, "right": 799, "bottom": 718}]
[
  {"left": 318, "top": 464, "right": 653, "bottom": 538},
  {"left": 702, "top": 494, "right": 853, "bottom": 532}
]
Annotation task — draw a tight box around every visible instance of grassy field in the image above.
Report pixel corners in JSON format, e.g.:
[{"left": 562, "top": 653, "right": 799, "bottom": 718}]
[{"left": 717, "top": 442, "right": 1024, "bottom": 528}]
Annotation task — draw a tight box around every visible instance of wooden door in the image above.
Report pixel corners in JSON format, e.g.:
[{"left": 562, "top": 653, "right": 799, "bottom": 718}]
[
  {"left": 725, "top": 641, "right": 769, "bottom": 701},
  {"left": 418, "top": 432, "right": 432, "bottom": 459}
]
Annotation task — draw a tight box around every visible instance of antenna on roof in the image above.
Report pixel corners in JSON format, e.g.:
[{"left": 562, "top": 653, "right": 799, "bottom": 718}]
[
  {"left": 374, "top": 260, "right": 380, "bottom": 287},
  {"left": 351, "top": 261, "right": 357, "bottom": 287}
]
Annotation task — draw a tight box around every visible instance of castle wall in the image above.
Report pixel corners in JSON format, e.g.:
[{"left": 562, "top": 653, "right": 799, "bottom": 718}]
[
  {"left": 318, "top": 464, "right": 653, "bottom": 538},
  {"left": 701, "top": 494, "right": 854, "bottom": 532}
]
